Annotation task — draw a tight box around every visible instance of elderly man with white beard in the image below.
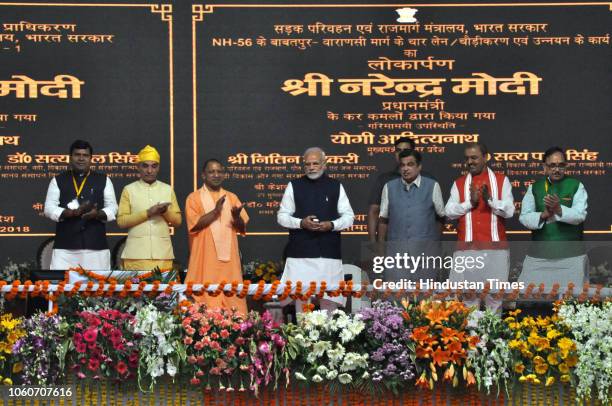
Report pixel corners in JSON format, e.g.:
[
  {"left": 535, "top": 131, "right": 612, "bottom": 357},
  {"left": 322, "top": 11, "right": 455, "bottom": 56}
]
[{"left": 277, "top": 147, "right": 355, "bottom": 313}]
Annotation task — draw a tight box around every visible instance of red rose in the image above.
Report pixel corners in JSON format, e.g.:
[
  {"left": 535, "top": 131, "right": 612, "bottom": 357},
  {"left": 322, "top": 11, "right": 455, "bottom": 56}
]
[{"left": 190, "top": 377, "right": 201, "bottom": 385}]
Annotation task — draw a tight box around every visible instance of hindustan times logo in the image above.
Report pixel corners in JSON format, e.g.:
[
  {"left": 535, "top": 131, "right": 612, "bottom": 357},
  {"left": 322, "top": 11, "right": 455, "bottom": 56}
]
[{"left": 372, "top": 253, "right": 486, "bottom": 274}]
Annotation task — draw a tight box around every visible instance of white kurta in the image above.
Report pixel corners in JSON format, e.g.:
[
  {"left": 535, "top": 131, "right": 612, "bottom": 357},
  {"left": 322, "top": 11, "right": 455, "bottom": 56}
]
[
  {"left": 44, "top": 176, "right": 118, "bottom": 271},
  {"left": 277, "top": 181, "right": 354, "bottom": 305},
  {"left": 518, "top": 182, "right": 588, "bottom": 288}
]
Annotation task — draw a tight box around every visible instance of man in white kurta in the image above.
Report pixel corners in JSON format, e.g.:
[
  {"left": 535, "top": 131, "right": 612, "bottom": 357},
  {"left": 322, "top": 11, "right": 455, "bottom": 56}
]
[
  {"left": 519, "top": 147, "right": 588, "bottom": 289},
  {"left": 44, "top": 140, "right": 118, "bottom": 270},
  {"left": 277, "top": 147, "right": 354, "bottom": 313}
]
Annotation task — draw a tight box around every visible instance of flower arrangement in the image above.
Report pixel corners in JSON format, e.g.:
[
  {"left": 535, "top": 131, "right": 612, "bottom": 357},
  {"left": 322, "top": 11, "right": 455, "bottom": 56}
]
[
  {"left": 402, "top": 300, "right": 479, "bottom": 390},
  {"left": 134, "top": 303, "right": 185, "bottom": 392},
  {"left": 358, "top": 300, "right": 415, "bottom": 394},
  {"left": 0, "top": 261, "right": 32, "bottom": 311},
  {"left": 239, "top": 311, "right": 287, "bottom": 396},
  {"left": 0, "top": 313, "right": 25, "bottom": 385},
  {"left": 69, "top": 309, "right": 140, "bottom": 381},
  {"left": 557, "top": 301, "right": 612, "bottom": 403},
  {"left": 12, "top": 313, "right": 70, "bottom": 385},
  {"left": 505, "top": 309, "right": 577, "bottom": 386},
  {"left": 243, "top": 260, "right": 283, "bottom": 283},
  {"left": 181, "top": 303, "right": 250, "bottom": 391},
  {"left": 282, "top": 309, "right": 368, "bottom": 388},
  {"left": 467, "top": 310, "right": 515, "bottom": 395}
]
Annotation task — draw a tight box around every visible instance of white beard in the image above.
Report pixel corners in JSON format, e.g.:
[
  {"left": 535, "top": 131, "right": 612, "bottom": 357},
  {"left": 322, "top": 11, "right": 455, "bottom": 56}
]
[{"left": 306, "top": 170, "right": 324, "bottom": 180}]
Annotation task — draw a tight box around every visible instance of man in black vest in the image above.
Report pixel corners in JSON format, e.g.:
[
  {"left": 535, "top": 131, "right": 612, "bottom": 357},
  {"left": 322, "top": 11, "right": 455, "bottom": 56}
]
[
  {"left": 278, "top": 147, "right": 354, "bottom": 313},
  {"left": 44, "top": 140, "right": 118, "bottom": 270}
]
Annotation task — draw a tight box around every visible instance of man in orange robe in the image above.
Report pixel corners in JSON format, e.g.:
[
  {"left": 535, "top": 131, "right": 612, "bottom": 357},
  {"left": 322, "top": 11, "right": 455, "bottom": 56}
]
[{"left": 185, "top": 159, "right": 248, "bottom": 314}]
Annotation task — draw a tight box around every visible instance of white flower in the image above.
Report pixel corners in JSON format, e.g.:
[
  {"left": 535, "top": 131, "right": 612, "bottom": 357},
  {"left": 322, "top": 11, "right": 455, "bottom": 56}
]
[
  {"left": 295, "top": 372, "right": 307, "bottom": 381},
  {"left": 338, "top": 373, "right": 352, "bottom": 384},
  {"left": 312, "top": 340, "right": 331, "bottom": 357},
  {"left": 316, "top": 365, "right": 328, "bottom": 375},
  {"left": 361, "top": 371, "right": 370, "bottom": 380},
  {"left": 304, "top": 310, "right": 328, "bottom": 327},
  {"left": 327, "top": 344, "right": 345, "bottom": 366},
  {"left": 167, "top": 362, "right": 177, "bottom": 377},
  {"left": 308, "top": 329, "right": 320, "bottom": 342},
  {"left": 326, "top": 370, "right": 338, "bottom": 380},
  {"left": 306, "top": 352, "right": 318, "bottom": 364},
  {"left": 312, "top": 374, "right": 323, "bottom": 383}
]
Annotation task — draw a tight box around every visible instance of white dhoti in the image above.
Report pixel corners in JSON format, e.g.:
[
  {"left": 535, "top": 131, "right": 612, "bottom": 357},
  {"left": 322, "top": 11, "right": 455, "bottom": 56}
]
[
  {"left": 519, "top": 255, "right": 587, "bottom": 289},
  {"left": 449, "top": 249, "right": 509, "bottom": 312},
  {"left": 50, "top": 249, "right": 111, "bottom": 271},
  {"left": 280, "top": 257, "right": 347, "bottom": 307}
]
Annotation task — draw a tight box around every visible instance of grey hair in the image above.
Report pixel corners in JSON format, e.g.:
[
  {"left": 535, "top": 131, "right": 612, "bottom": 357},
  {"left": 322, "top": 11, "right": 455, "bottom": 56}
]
[{"left": 303, "top": 147, "right": 326, "bottom": 163}]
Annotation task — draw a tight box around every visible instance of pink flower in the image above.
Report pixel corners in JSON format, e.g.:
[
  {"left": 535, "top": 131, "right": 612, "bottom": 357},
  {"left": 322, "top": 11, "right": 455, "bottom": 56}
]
[
  {"left": 210, "top": 341, "right": 221, "bottom": 351},
  {"left": 187, "top": 355, "right": 197, "bottom": 364},
  {"left": 183, "top": 337, "right": 193, "bottom": 345},
  {"left": 210, "top": 367, "right": 221, "bottom": 375},
  {"left": 116, "top": 361, "right": 128, "bottom": 375},
  {"left": 196, "top": 370, "right": 204, "bottom": 377},
  {"left": 211, "top": 332, "right": 219, "bottom": 340},
  {"left": 190, "top": 377, "right": 201, "bottom": 385},
  {"left": 75, "top": 342, "right": 86, "bottom": 353},
  {"left": 83, "top": 328, "right": 98, "bottom": 343},
  {"left": 194, "top": 341, "right": 204, "bottom": 350},
  {"left": 101, "top": 322, "right": 113, "bottom": 337},
  {"left": 76, "top": 372, "right": 86, "bottom": 379},
  {"left": 220, "top": 330, "right": 230, "bottom": 339},
  {"left": 110, "top": 329, "right": 122, "bottom": 342},
  {"left": 87, "top": 316, "right": 101, "bottom": 328},
  {"left": 258, "top": 342, "right": 270, "bottom": 354},
  {"left": 88, "top": 358, "right": 100, "bottom": 372}
]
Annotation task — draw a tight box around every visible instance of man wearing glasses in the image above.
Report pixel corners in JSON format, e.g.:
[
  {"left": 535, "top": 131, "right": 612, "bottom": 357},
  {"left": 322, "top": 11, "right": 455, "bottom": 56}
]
[{"left": 518, "top": 146, "right": 588, "bottom": 289}]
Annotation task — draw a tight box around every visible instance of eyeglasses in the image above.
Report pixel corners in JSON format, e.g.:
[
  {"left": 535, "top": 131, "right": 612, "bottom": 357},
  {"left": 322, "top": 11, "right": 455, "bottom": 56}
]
[{"left": 545, "top": 163, "right": 567, "bottom": 169}]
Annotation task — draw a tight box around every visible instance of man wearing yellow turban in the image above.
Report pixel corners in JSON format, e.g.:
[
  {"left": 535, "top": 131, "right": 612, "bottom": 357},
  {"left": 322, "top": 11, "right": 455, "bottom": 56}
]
[{"left": 117, "top": 145, "right": 182, "bottom": 271}]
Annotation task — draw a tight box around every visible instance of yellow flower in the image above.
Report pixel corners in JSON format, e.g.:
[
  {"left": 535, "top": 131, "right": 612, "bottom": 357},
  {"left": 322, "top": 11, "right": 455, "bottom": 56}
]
[
  {"left": 509, "top": 340, "right": 522, "bottom": 349},
  {"left": 565, "top": 354, "right": 578, "bottom": 368},
  {"left": 557, "top": 337, "right": 575, "bottom": 352},
  {"left": 535, "top": 317, "right": 550, "bottom": 328},
  {"left": 514, "top": 363, "right": 525, "bottom": 374},
  {"left": 535, "top": 363, "right": 548, "bottom": 375},
  {"left": 519, "top": 375, "right": 527, "bottom": 382},
  {"left": 533, "top": 356, "right": 545, "bottom": 364},
  {"left": 547, "top": 329, "right": 562, "bottom": 340},
  {"left": 255, "top": 269, "right": 263, "bottom": 277},
  {"left": 12, "top": 362, "right": 23, "bottom": 374},
  {"left": 558, "top": 363, "right": 570, "bottom": 374},
  {"left": 2, "top": 378, "right": 12, "bottom": 385},
  {"left": 547, "top": 353, "right": 560, "bottom": 366},
  {"left": 509, "top": 309, "right": 522, "bottom": 317},
  {"left": 545, "top": 376, "right": 555, "bottom": 387},
  {"left": 560, "top": 374, "right": 571, "bottom": 383}
]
